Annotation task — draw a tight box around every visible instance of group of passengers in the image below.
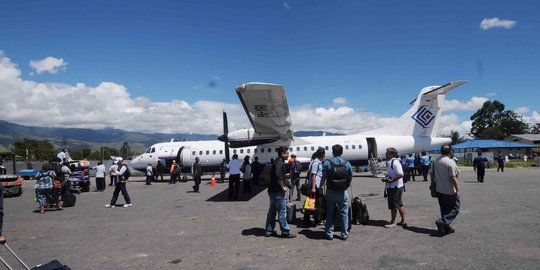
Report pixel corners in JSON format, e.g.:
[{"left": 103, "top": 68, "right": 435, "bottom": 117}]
[{"left": 34, "top": 159, "right": 72, "bottom": 214}]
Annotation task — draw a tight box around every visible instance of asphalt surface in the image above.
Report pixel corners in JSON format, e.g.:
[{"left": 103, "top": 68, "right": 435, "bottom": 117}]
[{"left": 1, "top": 167, "right": 539, "bottom": 270}]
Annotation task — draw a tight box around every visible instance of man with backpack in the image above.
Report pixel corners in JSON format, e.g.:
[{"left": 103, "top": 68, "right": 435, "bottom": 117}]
[
  {"left": 265, "top": 146, "right": 296, "bottom": 238},
  {"left": 323, "top": 144, "right": 353, "bottom": 241},
  {"left": 105, "top": 159, "right": 132, "bottom": 208},
  {"left": 169, "top": 160, "right": 180, "bottom": 184},
  {"left": 288, "top": 154, "right": 302, "bottom": 202}
]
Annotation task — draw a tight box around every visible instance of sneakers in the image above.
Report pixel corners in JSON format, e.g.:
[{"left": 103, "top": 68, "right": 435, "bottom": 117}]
[
  {"left": 341, "top": 235, "right": 348, "bottom": 241},
  {"left": 397, "top": 222, "right": 408, "bottom": 228},
  {"left": 435, "top": 220, "right": 445, "bottom": 236},
  {"left": 265, "top": 231, "right": 278, "bottom": 237},
  {"left": 105, "top": 204, "right": 115, "bottom": 208},
  {"left": 123, "top": 203, "right": 133, "bottom": 208},
  {"left": 281, "top": 233, "right": 297, "bottom": 238},
  {"left": 384, "top": 223, "right": 397, "bottom": 229},
  {"left": 324, "top": 235, "right": 334, "bottom": 241}
]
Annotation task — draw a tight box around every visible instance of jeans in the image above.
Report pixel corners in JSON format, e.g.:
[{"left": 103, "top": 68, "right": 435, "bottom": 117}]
[
  {"left": 265, "top": 191, "right": 291, "bottom": 235},
  {"left": 110, "top": 182, "right": 131, "bottom": 205},
  {"left": 288, "top": 174, "right": 301, "bottom": 201},
  {"left": 437, "top": 192, "right": 460, "bottom": 232},
  {"left": 325, "top": 189, "right": 349, "bottom": 238},
  {"left": 228, "top": 174, "right": 240, "bottom": 200}
]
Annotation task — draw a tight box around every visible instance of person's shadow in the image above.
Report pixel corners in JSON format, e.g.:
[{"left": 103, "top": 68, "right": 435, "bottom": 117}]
[
  {"left": 363, "top": 219, "right": 388, "bottom": 227},
  {"left": 241, "top": 228, "right": 267, "bottom": 237},
  {"left": 403, "top": 225, "right": 440, "bottom": 237},
  {"left": 298, "top": 229, "right": 327, "bottom": 240}
]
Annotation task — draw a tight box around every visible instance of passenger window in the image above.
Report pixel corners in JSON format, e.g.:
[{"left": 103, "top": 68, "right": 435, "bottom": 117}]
[
  {"left": 199, "top": 151, "right": 203, "bottom": 155},
  {"left": 219, "top": 150, "right": 223, "bottom": 154},
  {"left": 233, "top": 150, "right": 237, "bottom": 154},
  {"left": 296, "top": 147, "right": 300, "bottom": 152},
  {"left": 269, "top": 148, "right": 272, "bottom": 153},
  {"left": 359, "top": 145, "right": 362, "bottom": 149},
  {"left": 261, "top": 148, "right": 265, "bottom": 153},
  {"left": 325, "top": 146, "right": 329, "bottom": 150},
  {"left": 345, "top": 145, "right": 349, "bottom": 150},
  {"left": 206, "top": 150, "right": 209, "bottom": 155},
  {"left": 304, "top": 147, "right": 308, "bottom": 151},
  {"left": 289, "top": 147, "right": 293, "bottom": 152},
  {"left": 254, "top": 149, "right": 257, "bottom": 153},
  {"left": 352, "top": 145, "right": 356, "bottom": 150},
  {"left": 247, "top": 149, "right": 251, "bottom": 153},
  {"left": 311, "top": 146, "right": 315, "bottom": 151},
  {"left": 192, "top": 151, "right": 196, "bottom": 156},
  {"left": 240, "top": 149, "right": 244, "bottom": 154},
  {"left": 213, "top": 150, "right": 216, "bottom": 155}
]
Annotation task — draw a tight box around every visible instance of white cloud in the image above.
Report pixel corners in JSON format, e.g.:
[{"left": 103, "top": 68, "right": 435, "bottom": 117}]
[
  {"left": 480, "top": 18, "right": 517, "bottom": 30},
  {"left": 29, "top": 56, "right": 68, "bottom": 75},
  {"left": 515, "top": 107, "right": 530, "bottom": 115},
  {"left": 443, "top": 97, "right": 488, "bottom": 112},
  {"left": 485, "top": 92, "right": 497, "bottom": 97},
  {"left": 332, "top": 97, "right": 348, "bottom": 104},
  {"left": 523, "top": 111, "right": 540, "bottom": 125},
  {"left": 437, "top": 113, "right": 473, "bottom": 138},
  {"left": 283, "top": 1, "right": 291, "bottom": 10}
]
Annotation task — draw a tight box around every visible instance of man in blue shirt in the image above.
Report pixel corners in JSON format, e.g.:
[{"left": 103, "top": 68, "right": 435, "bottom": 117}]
[
  {"left": 420, "top": 152, "right": 430, "bottom": 181},
  {"left": 473, "top": 152, "right": 488, "bottom": 183},
  {"left": 406, "top": 154, "right": 416, "bottom": 181},
  {"left": 323, "top": 144, "right": 353, "bottom": 241}
]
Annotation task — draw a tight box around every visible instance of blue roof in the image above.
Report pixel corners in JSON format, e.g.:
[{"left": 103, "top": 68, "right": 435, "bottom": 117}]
[{"left": 427, "top": 140, "right": 537, "bottom": 151}]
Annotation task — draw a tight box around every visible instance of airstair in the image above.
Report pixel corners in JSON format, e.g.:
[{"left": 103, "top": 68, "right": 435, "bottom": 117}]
[{"left": 368, "top": 156, "right": 387, "bottom": 178}]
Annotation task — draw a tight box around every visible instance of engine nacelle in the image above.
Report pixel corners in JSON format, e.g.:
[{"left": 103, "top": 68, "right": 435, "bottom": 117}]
[{"left": 226, "top": 128, "right": 279, "bottom": 148}]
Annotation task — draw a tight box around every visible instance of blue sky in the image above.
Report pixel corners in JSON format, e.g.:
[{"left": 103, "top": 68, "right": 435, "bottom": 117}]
[{"left": 0, "top": 1, "right": 538, "bottom": 135}]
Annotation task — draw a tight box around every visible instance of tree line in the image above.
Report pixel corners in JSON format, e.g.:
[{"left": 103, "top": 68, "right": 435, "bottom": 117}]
[{"left": 11, "top": 140, "right": 134, "bottom": 161}]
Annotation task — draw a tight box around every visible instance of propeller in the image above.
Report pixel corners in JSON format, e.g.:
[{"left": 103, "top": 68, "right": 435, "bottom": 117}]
[{"left": 217, "top": 111, "right": 230, "bottom": 162}]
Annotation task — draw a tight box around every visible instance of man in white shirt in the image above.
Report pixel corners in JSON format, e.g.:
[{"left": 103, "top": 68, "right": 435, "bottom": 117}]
[
  {"left": 145, "top": 163, "right": 153, "bottom": 185},
  {"left": 383, "top": 147, "right": 406, "bottom": 228},
  {"left": 93, "top": 161, "right": 107, "bottom": 192},
  {"left": 57, "top": 149, "right": 67, "bottom": 164},
  {"left": 228, "top": 154, "right": 241, "bottom": 200},
  {"left": 109, "top": 161, "right": 118, "bottom": 186}
]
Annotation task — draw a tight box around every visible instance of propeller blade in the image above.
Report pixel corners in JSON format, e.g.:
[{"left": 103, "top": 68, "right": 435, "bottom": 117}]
[{"left": 223, "top": 111, "right": 230, "bottom": 162}]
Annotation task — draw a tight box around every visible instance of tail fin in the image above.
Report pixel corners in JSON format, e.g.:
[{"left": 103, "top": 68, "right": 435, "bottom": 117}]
[{"left": 363, "top": 81, "right": 467, "bottom": 137}]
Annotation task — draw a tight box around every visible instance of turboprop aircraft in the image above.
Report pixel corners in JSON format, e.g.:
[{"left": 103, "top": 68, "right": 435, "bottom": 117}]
[{"left": 130, "top": 81, "right": 466, "bottom": 173}]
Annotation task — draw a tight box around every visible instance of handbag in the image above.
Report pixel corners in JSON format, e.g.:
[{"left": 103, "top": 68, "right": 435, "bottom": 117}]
[
  {"left": 429, "top": 181, "right": 438, "bottom": 198},
  {"left": 303, "top": 194, "right": 316, "bottom": 212}
]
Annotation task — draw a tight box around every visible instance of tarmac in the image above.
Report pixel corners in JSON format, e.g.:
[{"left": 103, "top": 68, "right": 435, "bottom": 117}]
[{"left": 1, "top": 166, "right": 539, "bottom": 270}]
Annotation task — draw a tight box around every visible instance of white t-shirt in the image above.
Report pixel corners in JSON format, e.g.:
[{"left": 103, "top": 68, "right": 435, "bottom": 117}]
[
  {"left": 110, "top": 164, "right": 118, "bottom": 176},
  {"left": 57, "top": 152, "right": 66, "bottom": 163},
  {"left": 229, "top": 159, "right": 241, "bottom": 175},
  {"left": 242, "top": 163, "right": 252, "bottom": 180},
  {"left": 93, "top": 164, "right": 106, "bottom": 178},
  {"left": 386, "top": 158, "right": 404, "bottom": 189}
]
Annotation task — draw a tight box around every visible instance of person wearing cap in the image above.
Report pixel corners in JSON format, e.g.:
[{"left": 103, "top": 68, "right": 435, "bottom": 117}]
[
  {"left": 106, "top": 159, "right": 132, "bottom": 208},
  {"left": 109, "top": 160, "right": 118, "bottom": 186},
  {"left": 288, "top": 153, "right": 302, "bottom": 201}
]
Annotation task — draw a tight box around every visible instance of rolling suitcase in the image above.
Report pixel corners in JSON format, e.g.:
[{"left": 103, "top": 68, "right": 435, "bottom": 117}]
[
  {"left": 0, "top": 243, "right": 71, "bottom": 270},
  {"left": 286, "top": 202, "right": 296, "bottom": 225}
]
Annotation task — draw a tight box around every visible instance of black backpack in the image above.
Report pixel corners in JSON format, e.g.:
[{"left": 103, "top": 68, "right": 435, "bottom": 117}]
[
  {"left": 122, "top": 165, "right": 131, "bottom": 180},
  {"left": 259, "top": 162, "right": 274, "bottom": 187},
  {"left": 326, "top": 160, "right": 351, "bottom": 191}
]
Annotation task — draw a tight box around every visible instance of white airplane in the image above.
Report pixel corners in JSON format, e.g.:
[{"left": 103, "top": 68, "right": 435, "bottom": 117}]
[{"left": 130, "top": 81, "right": 467, "bottom": 173}]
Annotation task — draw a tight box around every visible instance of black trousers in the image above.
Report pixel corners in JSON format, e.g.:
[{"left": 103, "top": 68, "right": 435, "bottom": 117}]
[
  {"left": 243, "top": 179, "right": 252, "bottom": 193},
  {"left": 96, "top": 177, "right": 106, "bottom": 191},
  {"left": 0, "top": 186, "right": 3, "bottom": 236},
  {"left": 110, "top": 182, "right": 131, "bottom": 205},
  {"left": 155, "top": 172, "right": 164, "bottom": 181},
  {"left": 170, "top": 173, "right": 178, "bottom": 184},
  {"left": 304, "top": 188, "right": 324, "bottom": 223},
  {"left": 146, "top": 175, "right": 153, "bottom": 185},
  {"left": 109, "top": 175, "right": 117, "bottom": 186},
  {"left": 476, "top": 167, "right": 485, "bottom": 182},
  {"left": 219, "top": 171, "right": 226, "bottom": 183},
  {"left": 193, "top": 175, "right": 201, "bottom": 192},
  {"left": 229, "top": 174, "right": 240, "bottom": 200},
  {"left": 497, "top": 164, "right": 504, "bottom": 172},
  {"left": 421, "top": 165, "right": 429, "bottom": 181}
]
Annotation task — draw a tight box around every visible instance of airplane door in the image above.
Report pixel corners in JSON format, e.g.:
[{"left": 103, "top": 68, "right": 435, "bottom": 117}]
[
  {"left": 177, "top": 147, "right": 184, "bottom": 167},
  {"left": 366, "top": 137, "right": 378, "bottom": 159}
]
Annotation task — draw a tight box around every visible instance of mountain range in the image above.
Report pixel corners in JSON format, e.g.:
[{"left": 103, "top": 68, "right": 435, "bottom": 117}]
[{"left": 0, "top": 120, "right": 341, "bottom": 154}]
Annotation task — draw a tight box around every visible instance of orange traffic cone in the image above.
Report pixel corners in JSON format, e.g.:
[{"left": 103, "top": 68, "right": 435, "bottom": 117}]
[{"left": 211, "top": 176, "right": 216, "bottom": 187}]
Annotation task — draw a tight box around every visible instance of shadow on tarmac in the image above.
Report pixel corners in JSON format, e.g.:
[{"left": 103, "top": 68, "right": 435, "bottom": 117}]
[
  {"left": 206, "top": 184, "right": 267, "bottom": 202},
  {"left": 241, "top": 227, "right": 266, "bottom": 237},
  {"left": 298, "top": 229, "right": 327, "bottom": 240},
  {"left": 364, "top": 219, "right": 388, "bottom": 227},
  {"left": 403, "top": 225, "right": 440, "bottom": 237}
]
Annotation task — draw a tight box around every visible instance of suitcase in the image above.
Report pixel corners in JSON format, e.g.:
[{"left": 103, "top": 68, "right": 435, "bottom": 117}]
[
  {"left": 62, "top": 193, "right": 76, "bottom": 207},
  {"left": 351, "top": 197, "right": 369, "bottom": 225},
  {"left": 333, "top": 204, "right": 352, "bottom": 232},
  {"left": 0, "top": 243, "right": 71, "bottom": 270},
  {"left": 286, "top": 202, "right": 296, "bottom": 225}
]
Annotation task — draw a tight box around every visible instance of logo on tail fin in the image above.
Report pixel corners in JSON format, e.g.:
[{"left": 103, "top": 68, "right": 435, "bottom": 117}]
[{"left": 412, "top": 106, "right": 434, "bottom": 128}]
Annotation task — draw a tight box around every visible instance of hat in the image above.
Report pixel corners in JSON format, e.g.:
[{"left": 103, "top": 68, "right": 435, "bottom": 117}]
[
  {"left": 117, "top": 158, "right": 123, "bottom": 162},
  {"left": 291, "top": 153, "right": 297, "bottom": 157},
  {"left": 172, "top": 160, "right": 176, "bottom": 163},
  {"left": 113, "top": 161, "right": 118, "bottom": 164}
]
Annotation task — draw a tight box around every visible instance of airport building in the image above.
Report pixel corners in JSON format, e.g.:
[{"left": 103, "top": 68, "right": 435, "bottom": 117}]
[
  {"left": 505, "top": 134, "right": 540, "bottom": 146},
  {"left": 427, "top": 139, "right": 537, "bottom": 163}
]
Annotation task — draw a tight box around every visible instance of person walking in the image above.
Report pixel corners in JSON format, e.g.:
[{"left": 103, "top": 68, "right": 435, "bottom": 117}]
[
  {"left": 192, "top": 157, "right": 202, "bottom": 192},
  {"left": 265, "top": 146, "right": 296, "bottom": 238},
  {"left": 155, "top": 160, "right": 164, "bottom": 182},
  {"left": 241, "top": 156, "right": 252, "bottom": 194},
  {"left": 105, "top": 159, "right": 132, "bottom": 208},
  {"left": 288, "top": 154, "right": 302, "bottom": 201},
  {"left": 93, "top": 161, "right": 106, "bottom": 192},
  {"left": 323, "top": 144, "right": 353, "bottom": 240},
  {"left": 169, "top": 160, "right": 180, "bottom": 184},
  {"left": 473, "top": 152, "right": 488, "bottom": 183},
  {"left": 497, "top": 154, "right": 505, "bottom": 172},
  {"left": 109, "top": 161, "right": 118, "bottom": 186},
  {"left": 420, "top": 152, "right": 430, "bottom": 181},
  {"left": 432, "top": 144, "right": 461, "bottom": 236},
  {"left": 228, "top": 154, "right": 241, "bottom": 200},
  {"left": 382, "top": 147, "right": 406, "bottom": 229},
  {"left": 219, "top": 159, "right": 227, "bottom": 183},
  {"left": 0, "top": 181, "right": 5, "bottom": 244},
  {"left": 145, "top": 163, "right": 153, "bottom": 185}
]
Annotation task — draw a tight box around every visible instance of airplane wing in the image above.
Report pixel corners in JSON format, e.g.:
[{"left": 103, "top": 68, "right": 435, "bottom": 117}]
[{"left": 235, "top": 82, "right": 293, "bottom": 141}]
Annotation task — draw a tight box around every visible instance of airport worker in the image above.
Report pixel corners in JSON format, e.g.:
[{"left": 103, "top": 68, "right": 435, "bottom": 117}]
[
  {"left": 497, "top": 154, "right": 505, "bottom": 172},
  {"left": 57, "top": 148, "right": 67, "bottom": 164},
  {"left": 155, "top": 160, "right": 164, "bottom": 182},
  {"left": 323, "top": 144, "right": 353, "bottom": 240},
  {"left": 35, "top": 163, "right": 58, "bottom": 214},
  {"left": 431, "top": 144, "right": 461, "bottom": 236},
  {"left": 145, "top": 163, "right": 153, "bottom": 185},
  {"left": 420, "top": 152, "right": 430, "bottom": 181},
  {"left": 406, "top": 154, "right": 416, "bottom": 181},
  {"left": 92, "top": 161, "right": 107, "bottom": 192},
  {"left": 219, "top": 159, "right": 227, "bottom": 183},
  {"left": 414, "top": 154, "right": 421, "bottom": 177},
  {"left": 192, "top": 157, "right": 202, "bottom": 192},
  {"left": 304, "top": 148, "right": 325, "bottom": 226},
  {"left": 382, "top": 147, "right": 406, "bottom": 229},
  {"left": 61, "top": 161, "right": 72, "bottom": 198},
  {"left": 106, "top": 159, "right": 132, "bottom": 208},
  {"left": 473, "top": 152, "right": 488, "bottom": 183},
  {"left": 251, "top": 156, "right": 261, "bottom": 186},
  {"left": 228, "top": 154, "right": 241, "bottom": 200},
  {"left": 288, "top": 154, "right": 302, "bottom": 201},
  {"left": 265, "top": 146, "right": 296, "bottom": 238},
  {"left": 241, "top": 156, "right": 252, "bottom": 194},
  {"left": 109, "top": 161, "right": 118, "bottom": 186},
  {"left": 169, "top": 160, "right": 180, "bottom": 184}
]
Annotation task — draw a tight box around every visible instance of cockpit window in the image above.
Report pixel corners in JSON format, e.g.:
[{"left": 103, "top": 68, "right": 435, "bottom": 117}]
[
  {"left": 151, "top": 148, "right": 155, "bottom": 153},
  {"left": 145, "top": 148, "right": 152, "bottom": 153}
]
